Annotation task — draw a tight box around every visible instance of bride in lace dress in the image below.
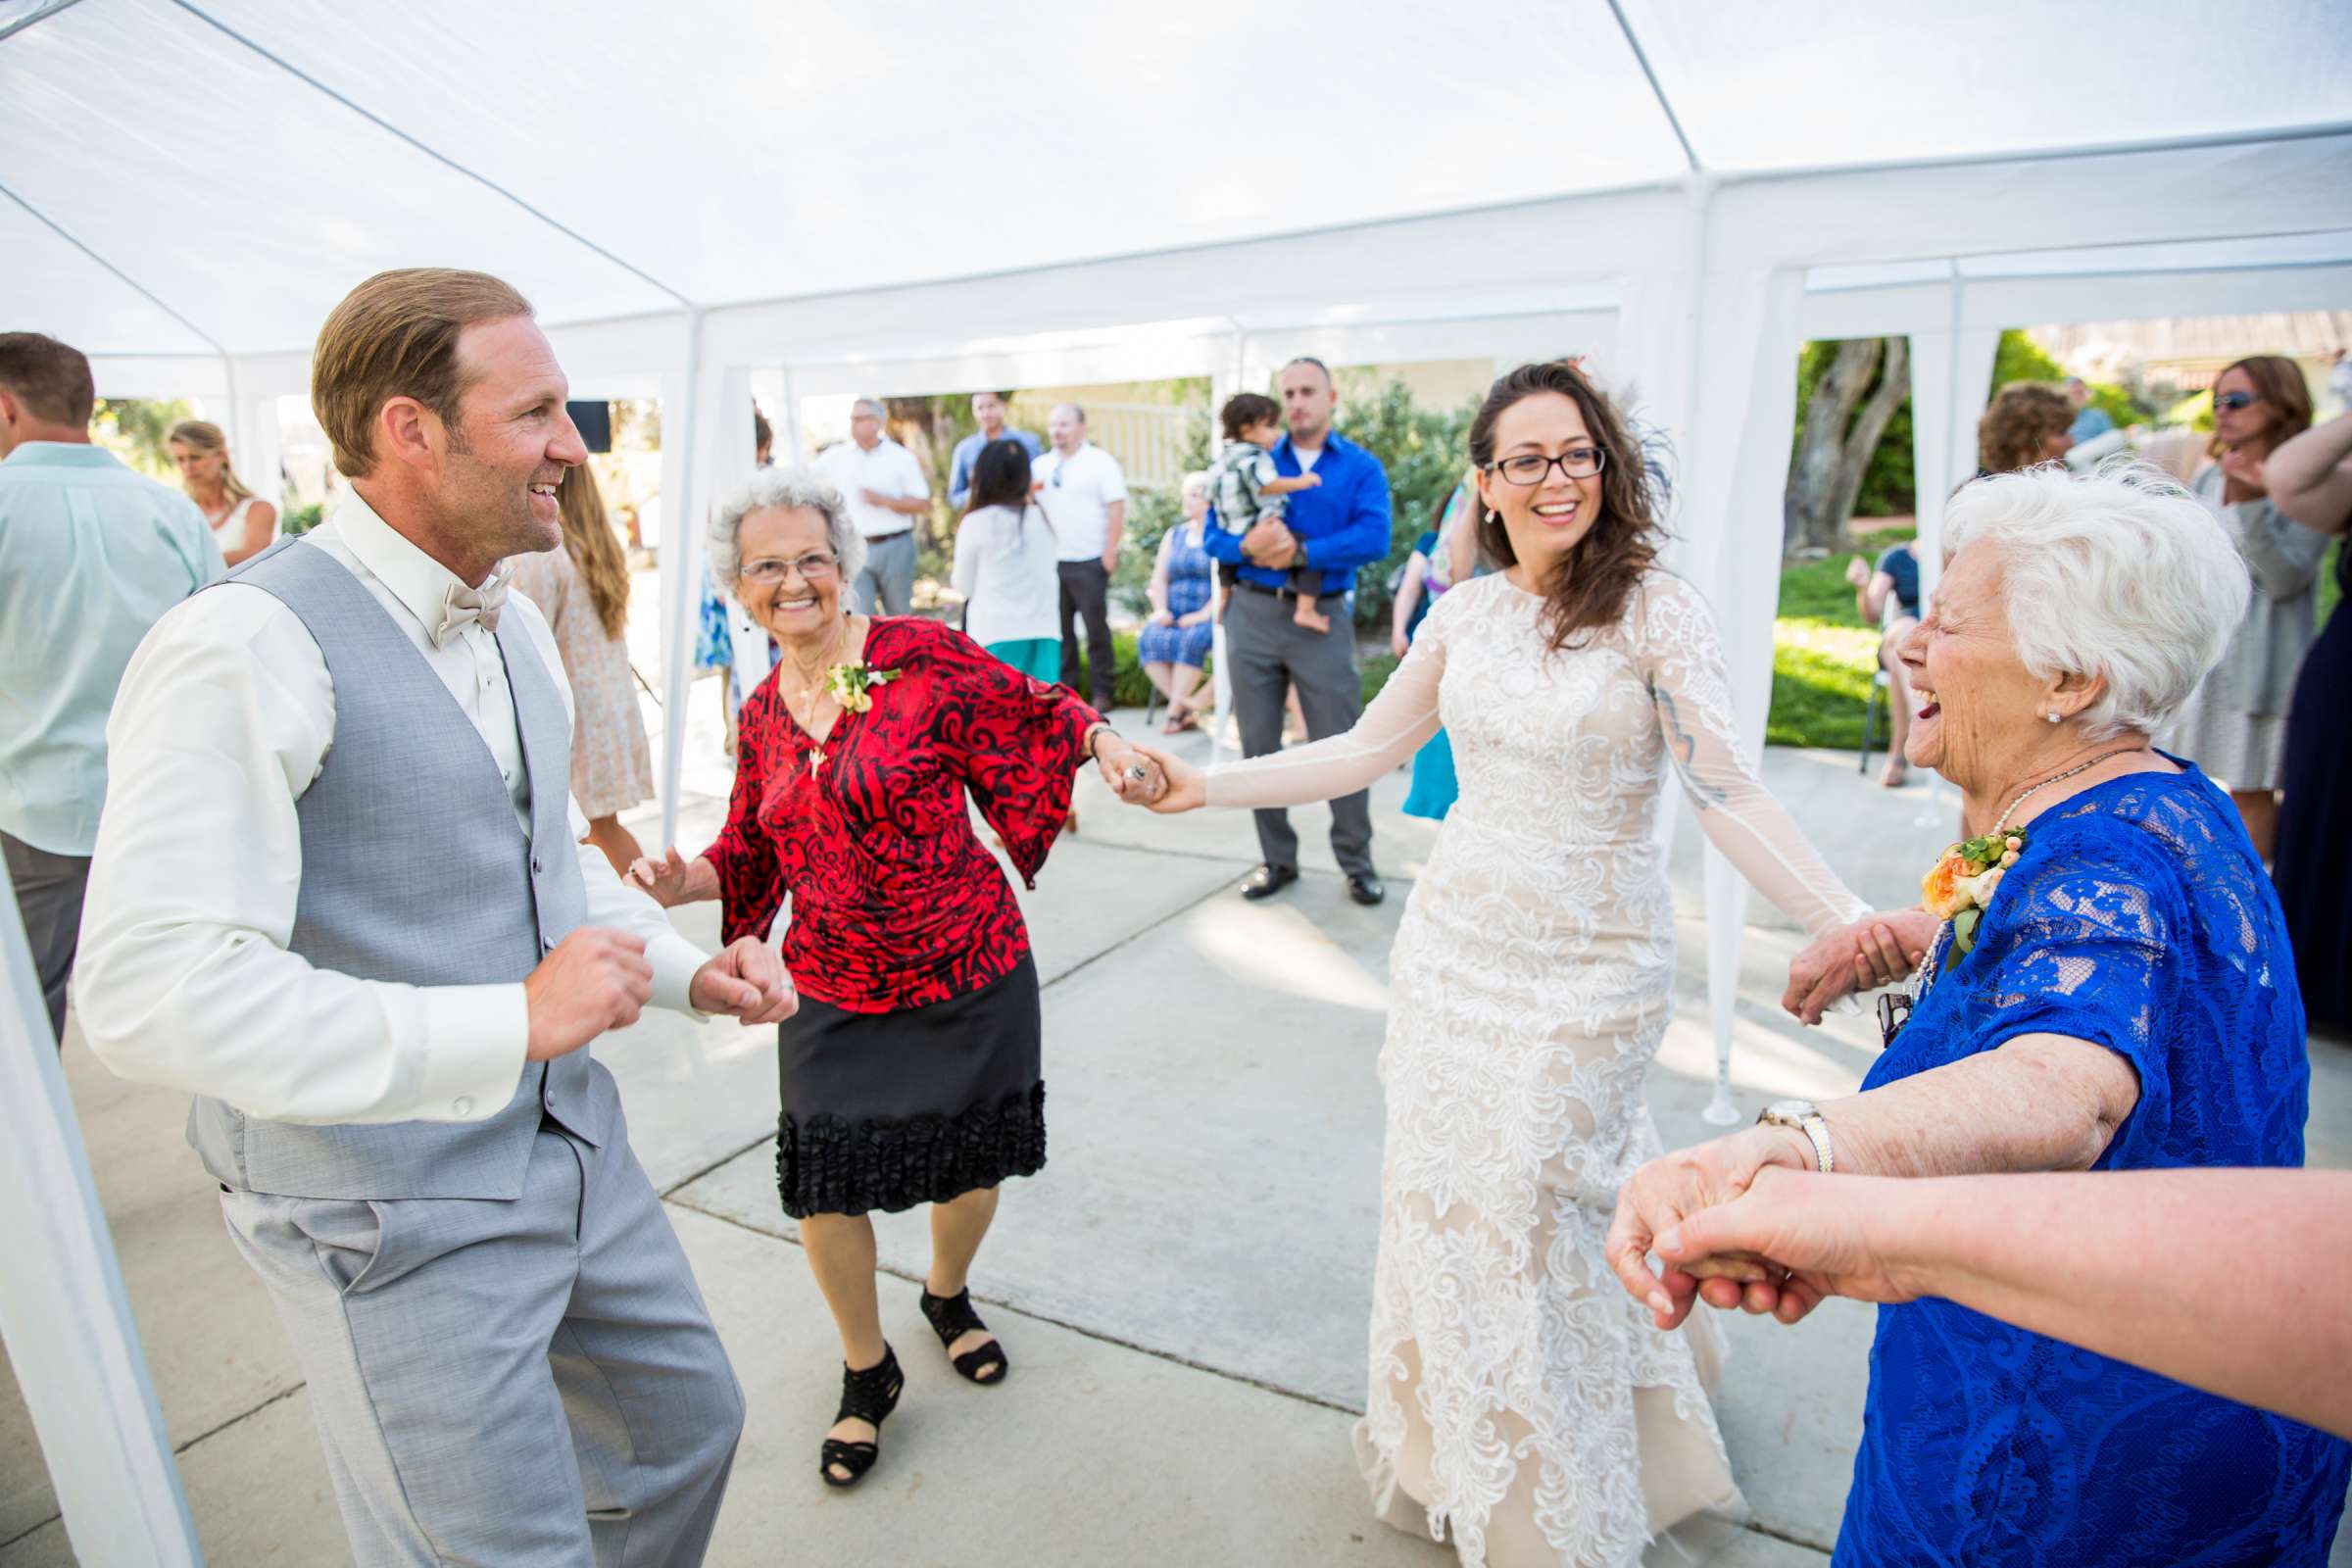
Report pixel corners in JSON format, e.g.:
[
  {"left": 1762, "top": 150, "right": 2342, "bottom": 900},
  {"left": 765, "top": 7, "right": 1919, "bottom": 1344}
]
[{"left": 1131, "top": 362, "right": 1869, "bottom": 1567}]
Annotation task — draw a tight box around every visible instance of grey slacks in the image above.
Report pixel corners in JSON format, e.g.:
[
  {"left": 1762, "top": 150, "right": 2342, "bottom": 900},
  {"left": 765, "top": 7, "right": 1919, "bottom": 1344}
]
[
  {"left": 854, "top": 528, "right": 916, "bottom": 617},
  {"left": 1056, "top": 559, "right": 1116, "bottom": 709},
  {"left": 2, "top": 828, "right": 89, "bottom": 1045},
  {"left": 1225, "top": 583, "right": 1376, "bottom": 877},
  {"left": 222, "top": 1121, "right": 744, "bottom": 1567}
]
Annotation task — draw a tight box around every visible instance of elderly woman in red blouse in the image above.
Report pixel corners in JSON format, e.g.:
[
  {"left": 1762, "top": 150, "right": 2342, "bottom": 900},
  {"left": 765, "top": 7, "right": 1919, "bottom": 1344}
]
[{"left": 629, "top": 466, "right": 1162, "bottom": 1490}]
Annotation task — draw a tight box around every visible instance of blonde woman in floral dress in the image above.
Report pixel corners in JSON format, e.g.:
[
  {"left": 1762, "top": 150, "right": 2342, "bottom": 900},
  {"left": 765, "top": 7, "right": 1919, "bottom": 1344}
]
[
  {"left": 1131, "top": 361, "right": 1869, "bottom": 1567},
  {"left": 506, "top": 465, "right": 652, "bottom": 873}
]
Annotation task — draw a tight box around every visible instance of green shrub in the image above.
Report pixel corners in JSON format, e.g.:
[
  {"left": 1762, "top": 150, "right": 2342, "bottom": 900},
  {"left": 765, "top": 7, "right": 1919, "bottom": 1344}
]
[
  {"left": 1330, "top": 374, "right": 1476, "bottom": 629},
  {"left": 282, "top": 501, "right": 324, "bottom": 536}
]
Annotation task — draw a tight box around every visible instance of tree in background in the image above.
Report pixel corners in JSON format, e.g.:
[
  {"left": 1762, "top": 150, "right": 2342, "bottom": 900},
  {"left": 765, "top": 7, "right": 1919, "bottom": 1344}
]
[
  {"left": 1784, "top": 337, "right": 1909, "bottom": 556},
  {"left": 91, "top": 397, "right": 195, "bottom": 480}
]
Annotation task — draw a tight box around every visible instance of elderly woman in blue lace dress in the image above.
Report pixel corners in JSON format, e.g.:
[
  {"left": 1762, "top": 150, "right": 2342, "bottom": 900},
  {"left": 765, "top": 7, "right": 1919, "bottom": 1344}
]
[{"left": 1611, "top": 463, "right": 2351, "bottom": 1567}]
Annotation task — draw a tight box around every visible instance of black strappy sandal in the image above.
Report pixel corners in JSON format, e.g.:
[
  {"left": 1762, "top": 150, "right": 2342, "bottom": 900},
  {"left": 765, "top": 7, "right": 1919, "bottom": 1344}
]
[
  {"left": 919, "top": 1288, "right": 1009, "bottom": 1385},
  {"left": 818, "top": 1345, "right": 904, "bottom": 1489}
]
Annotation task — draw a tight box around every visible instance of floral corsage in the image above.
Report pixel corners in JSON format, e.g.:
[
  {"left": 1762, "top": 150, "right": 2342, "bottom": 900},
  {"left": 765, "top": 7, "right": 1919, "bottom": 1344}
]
[
  {"left": 1920, "top": 828, "right": 2026, "bottom": 963},
  {"left": 824, "top": 662, "right": 901, "bottom": 713}
]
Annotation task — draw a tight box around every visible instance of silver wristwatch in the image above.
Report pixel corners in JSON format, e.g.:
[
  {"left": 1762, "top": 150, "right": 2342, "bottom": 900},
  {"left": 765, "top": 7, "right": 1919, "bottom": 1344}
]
[{"left": 1757, "top": 1100, "right": 1834, "bottom": 1174}]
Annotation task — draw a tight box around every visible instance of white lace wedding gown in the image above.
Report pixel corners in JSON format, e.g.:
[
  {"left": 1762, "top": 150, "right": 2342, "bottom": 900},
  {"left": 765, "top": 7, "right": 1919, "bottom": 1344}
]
[{"left": 1207, "top": 570, "right": 1866, "bottom": 1567}]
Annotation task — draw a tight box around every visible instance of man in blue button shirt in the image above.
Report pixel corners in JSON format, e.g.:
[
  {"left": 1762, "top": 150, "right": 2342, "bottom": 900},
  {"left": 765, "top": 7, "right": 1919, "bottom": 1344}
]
[
  {"left": 947, "top": 390, "right": 1042, "bottom": 510},
  {"left": 0, "top": 332, "right": 222, "bottom": 1042},
  {"left": 1200, "top": 357, "right": 1392, "bottom": 905}
]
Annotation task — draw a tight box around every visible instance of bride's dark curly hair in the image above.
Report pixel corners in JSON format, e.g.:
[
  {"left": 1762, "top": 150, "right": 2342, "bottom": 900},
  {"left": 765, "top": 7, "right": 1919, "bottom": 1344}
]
[{"left": 1470, "top": 360, "right": 1662, "bottom": 652}]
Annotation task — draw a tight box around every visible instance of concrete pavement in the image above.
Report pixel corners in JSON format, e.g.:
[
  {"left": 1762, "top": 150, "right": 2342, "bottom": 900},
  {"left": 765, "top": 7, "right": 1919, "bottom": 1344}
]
[{"left": 5, "top": 698, "right": 2347, "bottom": 1566}]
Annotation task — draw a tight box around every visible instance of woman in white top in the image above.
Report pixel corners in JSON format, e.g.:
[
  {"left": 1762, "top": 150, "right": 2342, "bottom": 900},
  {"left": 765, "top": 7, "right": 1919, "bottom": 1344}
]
[
  {"left": 169, "top": 418, "right": 276, "bottom": 567},
  {"left": 951, "top": 437, "right": 1062, "bottom": 683}
]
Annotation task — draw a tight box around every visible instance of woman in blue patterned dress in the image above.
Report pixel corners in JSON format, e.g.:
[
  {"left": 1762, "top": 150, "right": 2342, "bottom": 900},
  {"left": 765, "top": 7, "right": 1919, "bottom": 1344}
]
[
  {"left": 1611, "top": 463, "right": 2350, "bottom": 1567},
  {"left": 1138, "top": 471, "right": 1220, "bottom": 732}
]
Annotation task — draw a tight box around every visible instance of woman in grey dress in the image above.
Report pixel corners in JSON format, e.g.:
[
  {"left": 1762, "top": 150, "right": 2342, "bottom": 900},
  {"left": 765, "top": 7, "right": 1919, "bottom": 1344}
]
[{"left": 2164, "top": 355, "right": 2324, "bottom": 859}]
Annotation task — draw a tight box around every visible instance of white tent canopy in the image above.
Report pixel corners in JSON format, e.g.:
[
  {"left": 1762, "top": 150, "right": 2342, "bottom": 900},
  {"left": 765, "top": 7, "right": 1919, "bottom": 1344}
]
[{"left": 7, "top": 4, "right": 2352, "bottom": 1554}]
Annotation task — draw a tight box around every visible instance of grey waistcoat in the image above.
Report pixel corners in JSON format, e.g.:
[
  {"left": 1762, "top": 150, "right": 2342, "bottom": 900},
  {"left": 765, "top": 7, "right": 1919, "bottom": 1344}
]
[{"left": 185, "top": 537, "right": 608, "bottom": 1200}]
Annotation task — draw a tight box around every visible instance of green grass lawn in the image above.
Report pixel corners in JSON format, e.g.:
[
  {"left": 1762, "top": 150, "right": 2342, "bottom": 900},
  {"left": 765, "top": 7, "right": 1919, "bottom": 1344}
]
[{"left": 1766, "top": 527, "right": 1912, "bottom": 751}]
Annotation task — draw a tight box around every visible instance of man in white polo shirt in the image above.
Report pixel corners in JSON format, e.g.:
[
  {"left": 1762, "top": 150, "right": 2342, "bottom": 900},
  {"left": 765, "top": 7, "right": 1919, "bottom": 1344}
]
[
  {"left": 812, "top": 397, "right": 931, "bottom": 615},
  {"left": 1031, "top": 403, "right": 1126, "bottom": 710}
]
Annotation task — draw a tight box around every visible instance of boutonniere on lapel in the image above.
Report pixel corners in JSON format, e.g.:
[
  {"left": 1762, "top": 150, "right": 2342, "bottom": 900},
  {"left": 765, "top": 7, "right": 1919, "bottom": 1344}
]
[
  {"left": 1920, "top": 828, "right": 2025, "bottom": 966},
  {"left": 824, "top": 662, "right": 901, "bottom": 714}
]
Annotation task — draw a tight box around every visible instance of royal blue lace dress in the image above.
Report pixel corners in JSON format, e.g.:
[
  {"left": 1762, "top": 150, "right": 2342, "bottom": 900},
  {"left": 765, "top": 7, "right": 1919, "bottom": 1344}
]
[{"left": 1841, "top": 760, "right": 2349, "bottom": 1567}]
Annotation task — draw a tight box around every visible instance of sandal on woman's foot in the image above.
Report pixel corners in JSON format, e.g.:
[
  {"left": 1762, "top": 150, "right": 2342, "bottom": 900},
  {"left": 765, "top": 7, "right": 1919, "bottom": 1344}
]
[
  {"left": 919, "top": 1288, "right": 1008, "bottom": 1384},
  {"left": 819, "top": 1345, "right": 904, "bottom": 1489}
]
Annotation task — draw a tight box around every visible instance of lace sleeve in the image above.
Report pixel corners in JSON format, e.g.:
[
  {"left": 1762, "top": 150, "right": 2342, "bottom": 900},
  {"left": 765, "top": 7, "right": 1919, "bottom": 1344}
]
[
  {"left": 1637, "top": 576, "right": 1869, "bottom": 937},
  {"left": 1972, "top": 823, "right": 2171, "bottom": 1167},
  {"left": 1203, "top": 594, "right": 1446, "bottom": 810}
]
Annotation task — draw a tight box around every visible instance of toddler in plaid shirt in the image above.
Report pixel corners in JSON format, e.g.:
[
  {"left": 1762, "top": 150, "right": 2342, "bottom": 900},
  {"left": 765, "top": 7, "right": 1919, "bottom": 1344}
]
[{"left": 1207, "top": 392, "right": 1327, "bottom": 630}]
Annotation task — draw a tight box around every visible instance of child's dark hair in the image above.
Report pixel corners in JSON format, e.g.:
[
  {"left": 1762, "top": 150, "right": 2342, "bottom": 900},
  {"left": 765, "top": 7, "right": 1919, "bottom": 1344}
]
[
  {"left": 1220, "top": 392, "right": 1282, "bottom": 443},
  {"left": 964, "top": 438, "right": 1038, "bottom": 521}
]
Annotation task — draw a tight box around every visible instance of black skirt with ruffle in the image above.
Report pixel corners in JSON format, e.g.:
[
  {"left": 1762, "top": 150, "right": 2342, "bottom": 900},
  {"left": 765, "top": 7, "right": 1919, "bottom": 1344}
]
[{"left": 774, "top": 954, "right": 1046, "bottom": 1218}]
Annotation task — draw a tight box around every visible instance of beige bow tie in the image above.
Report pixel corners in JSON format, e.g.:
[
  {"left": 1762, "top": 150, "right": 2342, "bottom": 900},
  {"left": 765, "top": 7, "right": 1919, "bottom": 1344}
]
[{"left": 438, "top": 573, "right": 510, "bottom": 647}]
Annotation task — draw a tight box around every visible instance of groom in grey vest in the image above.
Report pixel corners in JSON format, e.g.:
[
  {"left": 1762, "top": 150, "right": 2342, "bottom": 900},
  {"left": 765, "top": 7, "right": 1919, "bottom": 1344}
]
[{"left": 74, "top": 270, "right": 796, "bottom": 1565}]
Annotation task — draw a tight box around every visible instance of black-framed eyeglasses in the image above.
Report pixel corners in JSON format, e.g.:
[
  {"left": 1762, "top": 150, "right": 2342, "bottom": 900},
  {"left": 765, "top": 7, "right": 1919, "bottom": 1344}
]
[
  {"left": 2214, "top": 391, "right": 2260, "bottom": 412},
  {"left": 1487, "top": 447, "right": 1607, "bottom": 485},
  {"left": 740, "top": 551, "right": 839, "bottom": 585}
]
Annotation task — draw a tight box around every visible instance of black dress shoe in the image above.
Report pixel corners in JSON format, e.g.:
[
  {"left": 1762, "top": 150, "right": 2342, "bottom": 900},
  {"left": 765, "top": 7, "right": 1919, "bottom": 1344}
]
[
  {"left": 1348, "top": 873, "right": 1387, "bottom": 906},
  {"left": 1242, "top": 864, "right": 1298, "bottom": 901}
]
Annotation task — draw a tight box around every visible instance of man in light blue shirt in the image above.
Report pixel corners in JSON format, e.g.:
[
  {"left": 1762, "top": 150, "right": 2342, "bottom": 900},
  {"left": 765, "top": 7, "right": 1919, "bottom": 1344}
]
[
  {"left": 0, "top": 332, "right": 221, "bottom": 1041},
  {"left": 947, "top": 389, "right": 1042, "bottom": 510}
]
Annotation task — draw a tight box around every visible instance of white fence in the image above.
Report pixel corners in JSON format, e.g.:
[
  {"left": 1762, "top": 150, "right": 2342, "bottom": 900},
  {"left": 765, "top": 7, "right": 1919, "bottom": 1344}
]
[{"left": 1009, "top": 400, "right": 1200, "bottom": 491}]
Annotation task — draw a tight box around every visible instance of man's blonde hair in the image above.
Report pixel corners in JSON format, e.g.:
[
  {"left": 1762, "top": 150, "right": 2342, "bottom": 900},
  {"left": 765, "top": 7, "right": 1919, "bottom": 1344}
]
[{"left": 311, "top": 268, "right": 533, "bottom": 478}]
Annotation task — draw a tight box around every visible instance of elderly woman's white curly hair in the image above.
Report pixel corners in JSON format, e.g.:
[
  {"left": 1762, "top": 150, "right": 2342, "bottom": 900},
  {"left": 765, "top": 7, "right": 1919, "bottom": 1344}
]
[
  {"left": 1939, "top": 459, "right": 2251, "bottom": 740},
  {"left": 707, "top": 465, "right": 866, "bottom": 596}
]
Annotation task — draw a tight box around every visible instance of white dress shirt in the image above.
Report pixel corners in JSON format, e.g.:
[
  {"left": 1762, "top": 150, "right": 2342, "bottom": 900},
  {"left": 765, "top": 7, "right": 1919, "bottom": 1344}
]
[
  {"left": 74, "top": 493, "right": 710, "bottom": 1126},
  {"left": 1030, "top": 442, "right": 1129, "bottom": 562},
  {"left": 812, "top": 436, "right": 930, "bottom": 540}
]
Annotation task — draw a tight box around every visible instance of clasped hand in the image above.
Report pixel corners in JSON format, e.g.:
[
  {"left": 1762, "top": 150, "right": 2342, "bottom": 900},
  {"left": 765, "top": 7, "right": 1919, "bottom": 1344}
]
[
  {"left": 1242, "top": 519, "right": 1298, "bottom": 567},
  {"left": 1782, "top": 907, "right": 1938, "bottom": 1024},
  {"left": 1092, "top": 732, "right": 1171, "bottom": 808},
  {"left": 1607, "top": 1147, "right": 1917, "bottom": 1334}
]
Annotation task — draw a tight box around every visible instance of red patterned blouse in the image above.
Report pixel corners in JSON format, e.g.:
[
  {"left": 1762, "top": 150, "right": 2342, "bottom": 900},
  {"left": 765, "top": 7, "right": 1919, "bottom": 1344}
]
[{"left": 701, "top": 616, "right": 1102, "bottom": 1013}]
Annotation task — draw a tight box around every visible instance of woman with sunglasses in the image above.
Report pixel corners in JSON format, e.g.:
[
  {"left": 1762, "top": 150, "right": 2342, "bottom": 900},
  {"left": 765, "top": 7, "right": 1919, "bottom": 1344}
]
[
  {"left": 2164, "top": 355, "right": 2323, "bottom": 859},
  {"left": 1119, "top": 361, "right": 1869, "bottom": 1566},
  {"left": 627, "top": 466, "right": 1163, "bottom": 1490}
]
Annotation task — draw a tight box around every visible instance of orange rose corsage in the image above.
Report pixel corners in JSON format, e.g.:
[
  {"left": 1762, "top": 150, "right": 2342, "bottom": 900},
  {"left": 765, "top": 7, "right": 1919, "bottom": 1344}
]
[{"left": 1920, "top": 828, "right": 2027, "bottom": 963}]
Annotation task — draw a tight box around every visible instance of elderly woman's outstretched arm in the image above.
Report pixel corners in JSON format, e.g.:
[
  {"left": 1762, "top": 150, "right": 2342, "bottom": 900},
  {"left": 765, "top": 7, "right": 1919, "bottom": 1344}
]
[
  {"left": 1609, "top": 833, "right": 2161, "bottom": 1329},
  {"left": 1635, "top": 1165, "right": 2352, "bottom": 1441},
  {"left": 2264, "top": 411, "right": 2352, "bottom": 535}
]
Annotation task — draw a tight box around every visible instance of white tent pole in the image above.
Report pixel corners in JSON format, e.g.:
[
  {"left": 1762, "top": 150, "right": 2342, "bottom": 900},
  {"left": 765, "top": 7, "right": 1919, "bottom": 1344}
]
[
  {"left": 0, "top": 897, "right": 200, "bottom": 1565},
  {"left": 658, "top": 309, "right": 706, "bottom": 851},
  {"left": 1909, "top": 280, "right": 1997, "bottom": 833},
  {"left": 779, "top": 365, "right": 806, "bottom": 464},
  {"left": 1690, "top": 264, "right": 1810, "bottom": 1127},
  {"left": 1602, "top": 0, "right": 1700, "bottom": 173}
]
